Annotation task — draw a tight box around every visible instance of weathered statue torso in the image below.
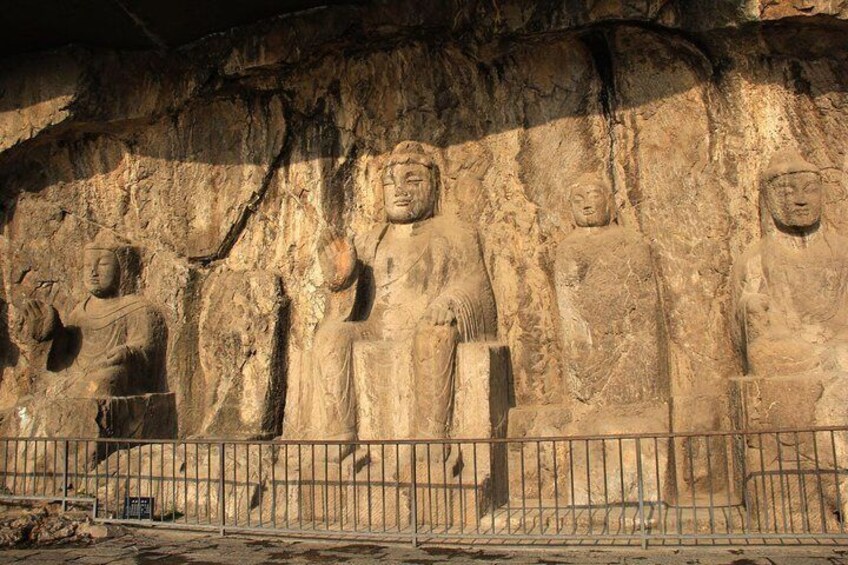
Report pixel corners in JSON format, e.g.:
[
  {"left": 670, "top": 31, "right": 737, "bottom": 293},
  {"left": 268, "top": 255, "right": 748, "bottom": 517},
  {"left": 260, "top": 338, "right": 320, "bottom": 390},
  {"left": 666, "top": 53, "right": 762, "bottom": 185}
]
[
  {"left": 355, "top": 218, "right": 496, "bottom": 339},
  {"left": 21, "top": 232, "right": 165, "bottom": 399},
  {"left": 555, "top": 226, "right": 664, "bottom": 405},
  {"left": 732, "top": 149, "right": 848, "bottom": 375},
  {"left": 58, "top": 294, "right": 161, "bottom": 397}
]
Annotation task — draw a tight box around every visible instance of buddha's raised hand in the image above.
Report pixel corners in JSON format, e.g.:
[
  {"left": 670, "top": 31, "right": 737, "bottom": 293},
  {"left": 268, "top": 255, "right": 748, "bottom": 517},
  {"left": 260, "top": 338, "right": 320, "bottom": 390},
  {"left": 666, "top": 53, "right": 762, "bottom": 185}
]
[
  {"left": 21, "top": 299, "right": 59, "bottom": 342},
  {"left": 318, "top": 230, "right": 357, "bottom": 290}
]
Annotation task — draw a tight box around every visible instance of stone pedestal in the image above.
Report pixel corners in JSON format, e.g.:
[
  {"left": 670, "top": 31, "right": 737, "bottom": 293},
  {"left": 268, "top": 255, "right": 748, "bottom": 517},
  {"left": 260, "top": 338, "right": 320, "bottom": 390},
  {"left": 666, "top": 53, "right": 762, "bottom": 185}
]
[
  {"left": 271, "top": 341, "right": 511, "bottom": 530},
  {"left": 0, "top": 393, "right": 177, "bottom": 494},
  {"left": 94, "top": 442, "right": 264, "bottom": 524},
  {"left": 731, "top": 372, "right": 848, "bottom": 532},
  {"left": 671, "top": 394, "right": 737, "bottom": 507},
  {"left": 268, "top": 443, "right": 504, "bottom": 531},
  {"left": 3, "top": 392, "right": 177, "bottom": 441},
  {"left": 507, "top": 401, "right": 672, "bottom": 523},
  {"left": 354, "top": 340, "right": 510, "bottom": 522}
]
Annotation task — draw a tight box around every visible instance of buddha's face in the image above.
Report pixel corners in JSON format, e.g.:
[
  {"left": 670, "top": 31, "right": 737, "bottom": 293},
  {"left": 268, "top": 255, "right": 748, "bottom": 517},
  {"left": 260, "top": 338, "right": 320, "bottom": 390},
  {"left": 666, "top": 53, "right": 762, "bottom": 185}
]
[
  {"left": 764, "top": 171, "right": 823, "bottom": 230},
  {"left": 83, "top": 249, "right": 120, "bottom": 298},
  {"left": 382, "top": 163, "right": 437, "bottom": 224},
  {"left": 570, "top": 182, "right": 612, "bottom": 228}
]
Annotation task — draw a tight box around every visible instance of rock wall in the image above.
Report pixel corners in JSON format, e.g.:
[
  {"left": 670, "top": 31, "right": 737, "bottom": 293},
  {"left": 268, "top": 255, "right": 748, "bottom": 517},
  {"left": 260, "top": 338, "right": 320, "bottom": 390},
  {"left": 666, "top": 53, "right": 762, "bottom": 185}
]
[{"left": 1, "top": 0, "right": 848, "bottom": 438}]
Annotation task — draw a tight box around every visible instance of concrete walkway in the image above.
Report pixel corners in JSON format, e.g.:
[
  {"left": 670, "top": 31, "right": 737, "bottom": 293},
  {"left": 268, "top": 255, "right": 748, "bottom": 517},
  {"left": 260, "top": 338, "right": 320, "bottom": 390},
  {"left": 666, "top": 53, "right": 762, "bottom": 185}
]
[{"left": 1, "top": 528, "right": 848, "bottom": 564}]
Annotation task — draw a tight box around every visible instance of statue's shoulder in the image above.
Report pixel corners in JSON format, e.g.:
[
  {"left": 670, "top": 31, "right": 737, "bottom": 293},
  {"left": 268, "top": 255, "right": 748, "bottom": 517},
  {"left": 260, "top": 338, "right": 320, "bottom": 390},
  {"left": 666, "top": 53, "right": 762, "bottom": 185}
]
[
  {"left": 825, "top": 230, "right": 848, "bottom": 254},
  {"left": 66, "top": 299, "right": 88, "bottom": 325},
  {"left": 357, "top": 223, "right": 389, "bottom": 262},
  {"left": 67, "top": 294, "right": 154, "bottom": 329},
  {"left": 617, "top": 226, "right": 650, "bottom": 244},
  {"left": 616, "top": 227, "right": 654, "bottom": 257},
  {"left": 431, "top": 215, "right": 481, "bottom": 247},
  {"left": 116, "top": 294, "right": 151, "bottom": 310},
  {"left": 732, "top": 239, "right": 767, "bottom": 277},
  {"left": 739, "top": 238, "right": 767, "bottom": 261},
  {"left": 107, "top": 294, "right": 156, "bottom": 322}
]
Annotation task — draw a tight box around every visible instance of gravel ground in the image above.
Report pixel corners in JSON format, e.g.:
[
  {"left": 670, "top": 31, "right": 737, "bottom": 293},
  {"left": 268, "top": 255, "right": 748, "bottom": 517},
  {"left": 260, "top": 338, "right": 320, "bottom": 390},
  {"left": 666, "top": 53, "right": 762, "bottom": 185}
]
[{"left": 1, "top": 526, "right": 848, "bottom": 564}]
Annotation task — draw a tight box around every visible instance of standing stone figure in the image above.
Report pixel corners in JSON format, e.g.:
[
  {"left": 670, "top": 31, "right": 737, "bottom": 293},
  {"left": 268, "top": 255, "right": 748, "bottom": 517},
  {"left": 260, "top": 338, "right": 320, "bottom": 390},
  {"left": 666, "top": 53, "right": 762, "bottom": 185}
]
[
  {"left": 547, "top": 175, "right": 669, "bottom": 505},
  {"left": 731, "top": 149, "right": 848, "bottom": 376},
  {"left": 21, "top": 230, "right": 167, "bottom": 398},
  {"left": 311, "top": 141, "right": 498, "bottom": 452},
  {"left": 554, "top": 175, "right": 667, "bottom": 408}
]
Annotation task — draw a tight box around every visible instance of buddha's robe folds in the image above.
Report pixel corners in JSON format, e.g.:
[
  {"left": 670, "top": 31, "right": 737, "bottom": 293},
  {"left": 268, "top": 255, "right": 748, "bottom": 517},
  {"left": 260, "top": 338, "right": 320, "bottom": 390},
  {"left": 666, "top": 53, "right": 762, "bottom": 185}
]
[
  {"left": 312, "top": 215, "right": 497, "bottom": 441},
  {"left": 554, "top": 226, "right": 666, "bottom": 407},
  {"left": 731, "top": 229, "right": 848, "bottom": 376},
  {"left": 47, "top": 295, "right": 164, "bottom": 398}
]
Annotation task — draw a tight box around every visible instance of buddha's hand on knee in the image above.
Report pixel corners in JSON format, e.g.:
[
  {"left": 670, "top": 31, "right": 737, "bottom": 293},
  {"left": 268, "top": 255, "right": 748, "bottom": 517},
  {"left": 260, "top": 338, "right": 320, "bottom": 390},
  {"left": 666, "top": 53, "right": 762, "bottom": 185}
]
[
  {"left": 743, "top": 293, "right": 771, "bottom": 339},
  {"left": 422, "top": 297, "right": 457, "bottom": 326},
  {"left": 318, "top": 230, "right": 357, "bottom": 290},
  {"left": 103, "top": 345, "right": 131, "bottom": 367},
  {"left": 22, "top": 299, "right": 59, "bottom": 342}
]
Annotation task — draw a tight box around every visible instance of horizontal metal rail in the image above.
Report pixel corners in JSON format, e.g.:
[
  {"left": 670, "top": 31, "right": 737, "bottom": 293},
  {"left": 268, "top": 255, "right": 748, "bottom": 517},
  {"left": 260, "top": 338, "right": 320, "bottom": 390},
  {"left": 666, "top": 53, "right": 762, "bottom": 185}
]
[{"left": 0, "top": 427, "right": 846, "bottom": 547}]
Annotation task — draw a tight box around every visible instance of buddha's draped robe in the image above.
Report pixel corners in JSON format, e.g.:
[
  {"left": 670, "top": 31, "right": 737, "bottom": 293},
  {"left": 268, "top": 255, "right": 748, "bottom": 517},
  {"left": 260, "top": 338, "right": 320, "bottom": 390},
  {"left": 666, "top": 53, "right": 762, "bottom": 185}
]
[
  {"left": 554, "top": 226, "right": 666, "bottom": 407},
  {"left": 731, "top": 228, "right": 848, "bottom": 375},
  {"left": 310, "top": 215, "right": 497, "bottom": 441},
  {"left": 48, "top": 295, "right": 163, "bottom": 398}
]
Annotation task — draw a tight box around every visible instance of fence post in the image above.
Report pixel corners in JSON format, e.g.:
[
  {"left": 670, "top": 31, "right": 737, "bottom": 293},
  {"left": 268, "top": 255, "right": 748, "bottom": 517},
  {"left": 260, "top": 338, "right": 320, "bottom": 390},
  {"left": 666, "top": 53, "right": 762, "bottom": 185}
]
[
  {"left": 635, "top": 438, "right": 648, "bottom": 549},
  {"left": 410, "top": 443, "right": 418, "bottom": 548},
  {"left": 61, "top": 440, "right": 69, "bottom": 512},
  {"left": 219, "top": 442, "right": 226, "bottom": 537}
]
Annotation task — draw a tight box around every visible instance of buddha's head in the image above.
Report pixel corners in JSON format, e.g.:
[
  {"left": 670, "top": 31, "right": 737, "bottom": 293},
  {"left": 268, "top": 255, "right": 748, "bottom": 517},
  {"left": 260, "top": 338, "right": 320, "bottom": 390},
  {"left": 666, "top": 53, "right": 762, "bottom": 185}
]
[
  {"left": 569, "top": 176, "right": 615, "bottom": 228},
  {"left": 762, "top": 149, "right": 823, "bottom": 232},
  {"left": 83, "top": 231, "right": 139, "bottom": 298},
  {"left": 381, "top": 141, "right": 440, "bottom": 224}
]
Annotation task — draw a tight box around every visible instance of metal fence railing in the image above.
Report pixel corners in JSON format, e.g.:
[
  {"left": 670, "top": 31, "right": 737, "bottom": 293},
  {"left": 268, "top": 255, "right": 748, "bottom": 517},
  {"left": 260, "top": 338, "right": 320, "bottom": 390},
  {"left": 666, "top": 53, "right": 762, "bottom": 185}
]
[{"left": 1, "top": 427, "right": 847, "bottom": 546}]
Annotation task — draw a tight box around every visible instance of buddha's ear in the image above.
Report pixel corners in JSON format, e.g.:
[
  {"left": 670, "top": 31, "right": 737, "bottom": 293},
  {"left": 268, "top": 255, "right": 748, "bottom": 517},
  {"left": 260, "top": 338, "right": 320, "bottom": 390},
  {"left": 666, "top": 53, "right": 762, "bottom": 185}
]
[{"left": 431, "top": 164, "right": 443, "bottom": 216}]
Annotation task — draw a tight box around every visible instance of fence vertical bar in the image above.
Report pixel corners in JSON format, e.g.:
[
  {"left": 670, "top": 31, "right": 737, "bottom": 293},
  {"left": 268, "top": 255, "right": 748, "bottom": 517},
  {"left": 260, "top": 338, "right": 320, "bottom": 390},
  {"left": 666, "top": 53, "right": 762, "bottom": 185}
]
[
  {"left": 635, "top": 438, "right": 647, "bottom": 549},
  {"left": 410, "top": 443, "right": 418, "bottom": 547},
  {"left": 61, "top": 440, "right": 69, "bottom": 512},
  {"left": 811, "top": 431, "right": 828, "bottom": 534},
  {"left": 218, "top": 442, "right": 225, "bottom": 536}
]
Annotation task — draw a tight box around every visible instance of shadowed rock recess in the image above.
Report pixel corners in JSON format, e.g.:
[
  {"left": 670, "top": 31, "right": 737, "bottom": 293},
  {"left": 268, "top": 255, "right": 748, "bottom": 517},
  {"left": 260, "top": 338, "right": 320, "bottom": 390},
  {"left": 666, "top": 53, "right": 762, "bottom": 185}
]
[{"left": 2, "top": 0, "right": 848, "bottom": 513}]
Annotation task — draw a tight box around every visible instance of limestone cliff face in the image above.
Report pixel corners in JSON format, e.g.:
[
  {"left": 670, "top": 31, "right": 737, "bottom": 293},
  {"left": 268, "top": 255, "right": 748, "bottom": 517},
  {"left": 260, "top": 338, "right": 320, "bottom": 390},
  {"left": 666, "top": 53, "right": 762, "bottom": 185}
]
[{"left": 1, "top": 0, "right": 847, "bottom": 437}]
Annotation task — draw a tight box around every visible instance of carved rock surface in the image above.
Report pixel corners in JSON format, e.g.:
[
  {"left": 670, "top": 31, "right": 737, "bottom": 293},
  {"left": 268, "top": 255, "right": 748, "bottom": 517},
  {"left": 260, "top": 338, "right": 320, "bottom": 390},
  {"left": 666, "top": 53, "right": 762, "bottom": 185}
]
[
  {"left": 197, "top": 270, "right": 287, "bottom": 439},
  {"left": 1, "top": 1, "right": 848, "bottom": 446}
]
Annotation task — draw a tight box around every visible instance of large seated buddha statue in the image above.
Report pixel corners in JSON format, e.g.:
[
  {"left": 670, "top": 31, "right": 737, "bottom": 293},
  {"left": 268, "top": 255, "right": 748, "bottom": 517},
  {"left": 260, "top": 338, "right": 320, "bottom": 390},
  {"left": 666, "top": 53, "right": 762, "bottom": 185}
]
[
  {"left": 298, "top": 141, "right": 506, "bottom": 463},
  {"left": 732, "top": 150, "right": 848, "bottom": 377}
]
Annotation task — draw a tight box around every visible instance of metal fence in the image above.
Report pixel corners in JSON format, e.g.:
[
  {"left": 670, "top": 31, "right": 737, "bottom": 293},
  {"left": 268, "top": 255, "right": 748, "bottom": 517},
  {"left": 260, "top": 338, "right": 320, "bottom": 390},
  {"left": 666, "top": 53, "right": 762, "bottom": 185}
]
[{"left": 1, "top": 427, "right": 847, "bottom": 546}]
